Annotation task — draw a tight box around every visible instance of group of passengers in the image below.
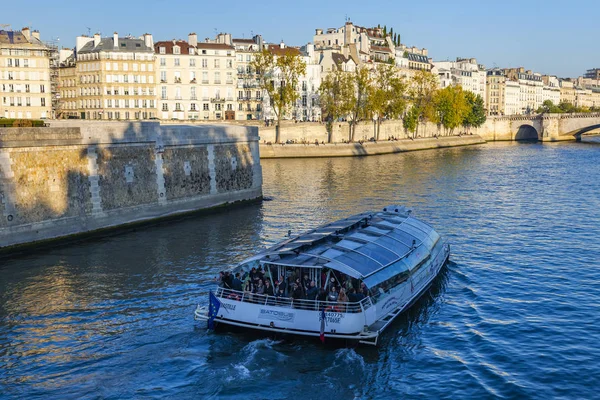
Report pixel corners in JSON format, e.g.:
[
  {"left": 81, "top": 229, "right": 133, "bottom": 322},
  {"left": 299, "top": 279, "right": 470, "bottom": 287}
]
[{"left": 217, "top": 267, "right": 371, "bottom": 311}]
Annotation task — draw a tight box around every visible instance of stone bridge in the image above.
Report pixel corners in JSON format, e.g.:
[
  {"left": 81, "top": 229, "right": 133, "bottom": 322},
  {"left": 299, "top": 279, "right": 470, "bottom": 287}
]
[{"left": 477, "top": 113, "right": 600, "bottom": 142}]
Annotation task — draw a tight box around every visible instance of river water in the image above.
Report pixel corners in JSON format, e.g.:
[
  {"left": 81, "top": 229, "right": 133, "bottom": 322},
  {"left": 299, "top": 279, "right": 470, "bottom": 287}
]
[{"left": 1, "top": 141, "right": 600, "bottom": 399}]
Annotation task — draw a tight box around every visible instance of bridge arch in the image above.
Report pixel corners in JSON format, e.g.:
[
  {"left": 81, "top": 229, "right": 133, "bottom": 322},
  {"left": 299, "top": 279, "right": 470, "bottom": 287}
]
[
  {"left": 514, "top": 124, "right": 540, "bottom": 141},
  {"left": 569, "top": 124, "right": 600, "bottom": 141}
]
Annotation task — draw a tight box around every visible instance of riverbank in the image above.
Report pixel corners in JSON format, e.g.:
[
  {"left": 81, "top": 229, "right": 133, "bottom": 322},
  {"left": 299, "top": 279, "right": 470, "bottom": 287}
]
[{"left": 259, "top": 135, "right": 486, "bottom": 158}]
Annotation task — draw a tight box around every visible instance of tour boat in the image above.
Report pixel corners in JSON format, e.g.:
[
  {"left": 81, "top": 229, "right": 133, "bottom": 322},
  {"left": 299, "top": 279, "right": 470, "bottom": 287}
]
[{"left": 194, "top": 205, "right": 450, "bottom": 346}]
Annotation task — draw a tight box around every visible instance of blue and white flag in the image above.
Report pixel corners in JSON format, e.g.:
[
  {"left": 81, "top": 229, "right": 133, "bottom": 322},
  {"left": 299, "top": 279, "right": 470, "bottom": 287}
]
[{"left": 208, "top": 290, "right": 221, "bottom": 330}]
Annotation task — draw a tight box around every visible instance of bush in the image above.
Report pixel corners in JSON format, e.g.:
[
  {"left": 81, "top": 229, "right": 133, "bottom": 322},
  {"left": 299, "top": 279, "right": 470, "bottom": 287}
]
[{"left": 0, "top": 118, "right": 44, "bottom": 128}]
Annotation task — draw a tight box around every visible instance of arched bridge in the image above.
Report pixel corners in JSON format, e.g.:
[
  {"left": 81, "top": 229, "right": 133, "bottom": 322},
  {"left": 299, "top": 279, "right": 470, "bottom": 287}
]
[{"left": 479, "top": 113, "right": 600, "bottom": 142}]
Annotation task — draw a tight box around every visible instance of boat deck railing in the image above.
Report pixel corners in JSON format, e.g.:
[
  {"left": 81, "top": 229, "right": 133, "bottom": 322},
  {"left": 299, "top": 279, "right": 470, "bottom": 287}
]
[{"left": 215, "top": 287, "right": 373, "bottom": 314}]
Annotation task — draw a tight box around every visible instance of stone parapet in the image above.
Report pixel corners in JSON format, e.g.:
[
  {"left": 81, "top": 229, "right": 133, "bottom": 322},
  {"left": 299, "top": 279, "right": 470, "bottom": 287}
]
[{"left": 0, "top": 122, "right": 262, "bottom": 250}]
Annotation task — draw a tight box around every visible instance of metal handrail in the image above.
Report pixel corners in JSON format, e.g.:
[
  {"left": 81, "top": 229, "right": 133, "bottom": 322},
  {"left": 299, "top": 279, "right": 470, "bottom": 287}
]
[{"left": 215, "top": 287, "right": 372, "bottom": 314}]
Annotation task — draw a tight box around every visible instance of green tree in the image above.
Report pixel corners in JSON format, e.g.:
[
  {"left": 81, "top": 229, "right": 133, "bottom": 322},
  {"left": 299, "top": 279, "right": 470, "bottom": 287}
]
[
  {"left": 369, "top": 63, "right": 407, "bottom": 139},
  {"left": 463, "top": 92, "right": 487, "bottom": 132},
  {"left": 433, "top": 85, "right": 469, "bottom": 135},
  {"left": 250, "top": 48, "right": 306, "bottom": 143},
  {"left": 536, "top": 100, "right": 562, "bottom": 114},
  {"left": 383, "top": 25, "right": 387, "bottom": 38},
  {"left": 347, "top": 66, "right": 372, "bottom": 142},
  {"left": 407, "top": 70, "right": 438, "bottom": 138},
  {"left": 318, "top": 68, "right": 354, "bottom": 143},
  {"left": 403, "top": 106, "right": 419, "bottom": 136},
  {"left": 558, "top": 101, "right": 576, "bottom": 113}
]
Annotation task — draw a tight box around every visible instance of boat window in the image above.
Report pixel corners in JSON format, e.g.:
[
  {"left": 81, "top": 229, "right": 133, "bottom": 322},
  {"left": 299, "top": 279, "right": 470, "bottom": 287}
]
[
  {"left": 363, "top": 258, "right": 410, "bottom": 288},
  {"left": 348, "top": 231, "right": 381, "bottom": 242},
  {"left": 336, "top": 239, "right": 363, "bottom": 250},
  {"left": 356, "top": 242, "right": 397, "bottom": 265},
  {"left": 373, "top": 236, "right": 411, "bottom": 255},
  {"left": 363, "top": 226, "right": 392, "bottom": 235},
  {"left": 386, "top": 229, "right": 415, "bottom": 247},
  {"left": 398, "top": 223, "right": 429, "bottom": 242},
  {"left": 320, "top": 248, "right": 345, "bottom": 259},
  {"left": 334, "top": 252, "right": 381, "bottom": 275},
  {"left": 404, "top": 217, "right": 434, "bottom": 234}
]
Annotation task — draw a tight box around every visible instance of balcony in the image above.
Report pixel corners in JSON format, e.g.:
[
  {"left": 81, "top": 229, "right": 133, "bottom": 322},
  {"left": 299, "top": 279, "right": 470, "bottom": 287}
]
[
  {"left": 190, "top": 79, "right": 197, "bottom": 84},
  {"left": 210, "top": 98, "right": 225, "bottom": 103},
  {"left": 174, "top": 77, "right": 182, "bottom": 83},
  {"left": 226, "top": 80, "right": 234, "bottom": 84},
  {"left": 202, "top": 80, "right": 209, "bottom": 84},
  {"left": 214, "top": 80, "right": 221, "bottom": 84}
]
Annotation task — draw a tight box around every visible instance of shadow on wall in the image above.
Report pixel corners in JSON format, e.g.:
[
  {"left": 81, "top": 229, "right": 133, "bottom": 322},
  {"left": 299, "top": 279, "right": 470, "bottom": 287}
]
[
  {"left": 0, "top": 121, "right": 256, "bottom": 246},
  {"left": 515, "top": 125, "right": 539, "bottom": 141}
]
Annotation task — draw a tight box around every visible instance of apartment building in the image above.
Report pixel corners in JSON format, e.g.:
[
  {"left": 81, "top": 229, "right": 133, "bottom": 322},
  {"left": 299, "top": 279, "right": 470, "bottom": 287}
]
[
  {"left": 0, "top": 27, "right": 52, "bottom": 119},
  {"left": 433, "top": 58, "right": 486, "bottom": 105},
  {"left": 156, "top": 33, "right": 236, "bottom": 120},
  {"left": 57, "top": 53, "right": 78, "bottom": 118},
  {"left": 486, "top": 69, "right": 506, "bottom": 115},
  {"left": 232, "top": 35, "right": 264, "bottom": 121},
  {"left": 559, "top": 79, "right": 576, "bottom": 105},
  {"left": 74, "top": 32, "right": 156, "bottom": 120},
  {"left": 541, "top": 75, "right": 561, "bottom": 106}
]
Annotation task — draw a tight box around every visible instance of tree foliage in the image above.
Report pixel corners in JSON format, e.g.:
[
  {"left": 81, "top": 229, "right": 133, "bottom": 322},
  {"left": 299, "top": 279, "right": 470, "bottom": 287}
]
[
  {"left": 347, "top": 66, "right": 372, "bottom": 141},
  {"left": 463, "top": 92, "right": 487, "bottom": 130},
  {"left": 369, "top": 63, "right": 407, "bottom": 138},
  {"left": 318, "top": 68, "right": 354, "bottom": 142},
  {"left": 433, "top": 85, "right": 469, "bottom": 133},
  {"left": 250, "top": 48, "right": 306, "bottom": 143},
  {"left": 407, "top": 70, "right": 438, "bottom": 137}
]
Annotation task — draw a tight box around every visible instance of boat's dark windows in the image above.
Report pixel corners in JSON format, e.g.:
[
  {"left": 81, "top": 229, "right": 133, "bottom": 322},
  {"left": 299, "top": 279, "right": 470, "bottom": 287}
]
[
  {"left": 403, "top": 247, "right": 429, "bottom": 271},
  {"left": 356, "top": 242, "right": 398, "bottom": 265},
  {"left": 398, "top": 223, "right": 429, "bottom": 242},
  {"left": 363, "top": 259, "right": 410, "bottom": 288},
  {"left": 324, "top": 260, "right": 362, "bottom": 278},
  {"left": 320, "top": 248, "right": 345, "bottom": 259},
  {"left": 348, "top": 231, "right": 382, "bottom": 242},
  {"left": 364, "top": 226, "right": 392, "bottom": 235},
  {"left": 374, "top": 236, "right": 411, "bottom": 255},
  {"left": 375, "top": 219, "right": 400, "bottom": 229},
  {"left": 404, "top": 217, "right": 434, "bottom": 234},
  {"left": 334, "top": 252, "right": 381, "bottom": 274},
  {"left": 387, "top": 229, "right": 416, "bottom": 247},
  {"left": 336, "top": 239, "right": 363, "bottom": 250}
]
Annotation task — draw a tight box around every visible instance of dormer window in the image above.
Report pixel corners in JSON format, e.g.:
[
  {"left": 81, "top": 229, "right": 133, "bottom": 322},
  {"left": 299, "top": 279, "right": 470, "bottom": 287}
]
[
  {"left": 159, "top": 47, "right": 166, "bottom": 54},
  {"left": 189, "top": 48, "right": 195, "bottom": 55},
  {"left": 173, "top": 46, "right": 180, "bottom": 54}
]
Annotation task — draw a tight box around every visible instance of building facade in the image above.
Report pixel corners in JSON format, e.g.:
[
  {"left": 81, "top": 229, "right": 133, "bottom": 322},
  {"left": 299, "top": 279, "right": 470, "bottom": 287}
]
[
  {"left": 155, "top": 34, "right": 236, "bottom": 121},
  {"left": 541, "top": 75, "right": 561, "bottom": 106},
  {"left": 433, "top": 58, "right": 486, "bottom": 106},
  {"left": 0, "top": 27, "right": 52, "bottom": 119},
  {"left": 74, "top": 32, "right": 157, "bottom": 120},
  {"left": 57, "top": 53, "right": 78, "bottom": 118},
  {"left": 232, "top": 36, "right": 264, "bottom": 121},
  {"left": 504, "top": 80, "right": 520, "bottom": 116},
  {"left": 486, "top": 69, "right": 506, "bottom": 115}
]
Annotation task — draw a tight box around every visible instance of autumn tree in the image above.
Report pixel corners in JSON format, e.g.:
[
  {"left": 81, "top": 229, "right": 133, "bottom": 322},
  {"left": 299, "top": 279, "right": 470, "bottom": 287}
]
[
  {"left": 318, "top": 68, "right": 354, "bottom": 143},
  {"left": 433, "top": 85, "right": 469, "bottom": 135},
  {"left": 347, "top": 66, "right": 372, "bottom": 142},
  {"left": 250, "top": 48, "right": 306, "bottom": 143},
  {"left": 407, "top": 70, "right": 438, "bottom": 138},
  {"left": 369, "top": 63, "right": 407, "bottom": 139}
]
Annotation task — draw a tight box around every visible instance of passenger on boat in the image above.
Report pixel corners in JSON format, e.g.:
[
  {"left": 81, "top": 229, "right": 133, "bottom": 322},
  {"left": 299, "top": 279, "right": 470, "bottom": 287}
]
[
  {"left": 291, "top": 283, "right": 303, "bottom": 300},
  {"left": 337, "top": 288, "right": 349, "bottom": 312},
  {"left": 264, "top": 279, "right": 274, "bottom": 296},
  {"left": 216, "top": 271, "right": 225, "bottom": 287},
  {"left": 275, "top": 287, "right": 286, "bottom": 298},
  {"left": 255, "top": 279, "right": 265, "bottom": 295},
  {"left": 232, "top": 273, "right": 243, "bottom": 292},
  {"left": 306, "top": 280, "right": 318, "bottom": 300},
  {"left": 243, "top": 280, "right": 254, "bottom": 302},
  {"left": 222, "top": 271, "right": 233, "bottom": 289},
  {"left": 360, "top": 282, "right": 369, "bottom": 297},
  {"left": 303, "top": 274, "right": 311, "bottom": 291},
  {"left": 328, "top": 286, "right": 339, "bottom": 302},
  {"left": 317, "top": 288, "right": 327, "bottom": 302}
]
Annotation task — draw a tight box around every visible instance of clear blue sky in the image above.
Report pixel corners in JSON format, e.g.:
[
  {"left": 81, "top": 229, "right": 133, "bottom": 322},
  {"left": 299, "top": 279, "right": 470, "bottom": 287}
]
[{"left": 2, "top": 0, "right": 598, "bottom": 77}]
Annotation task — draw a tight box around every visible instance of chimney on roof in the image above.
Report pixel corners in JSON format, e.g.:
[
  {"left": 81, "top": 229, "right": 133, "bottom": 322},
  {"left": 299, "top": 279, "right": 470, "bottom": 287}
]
[
  {"left": 21, "top": 27, "right": 31, "bottom": 41},
  {"left": 280, "top": 41, "right": 285, "bottom": 49},
  {"left": 31, "top": 30, "right": 40, "bottom": 40},
  {"left": 143, "top": 33, "right": 153, "bottom": 48},
  {"left": 113, "top": 32, "right": 119, "bottom": 48},
  {"left": 188, "top": 32, "right": 197, "bottom": 47},
  {"left": 94, "top": 33, "right": 100, "bottom": 47},
  {"left": 315, "top": 29, "right": 323, "bottom": 36}
]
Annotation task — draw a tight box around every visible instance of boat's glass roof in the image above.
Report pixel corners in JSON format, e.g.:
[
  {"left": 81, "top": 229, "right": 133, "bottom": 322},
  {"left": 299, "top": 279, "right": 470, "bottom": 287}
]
[{"left": 254, "top": 208, "right": 441, "bottom": 282}]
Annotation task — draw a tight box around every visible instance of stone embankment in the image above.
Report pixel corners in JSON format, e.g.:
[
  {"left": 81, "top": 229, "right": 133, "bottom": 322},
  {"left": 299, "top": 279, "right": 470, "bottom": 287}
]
[
  {"left": 0, "top": 121, "right": 262, "bottom": 250},
  {"left": 260, "top": 135, "right": 485, "bottom": 158}
]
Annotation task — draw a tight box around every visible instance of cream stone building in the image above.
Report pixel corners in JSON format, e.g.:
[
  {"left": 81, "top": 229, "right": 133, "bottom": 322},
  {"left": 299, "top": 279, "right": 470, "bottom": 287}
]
[
  {"left": 541, "top": 75, "right": 561, "bottom": 106},
  {"left": 433, "top": 58, "right": 486, "bottom": 106},
  {"left": 57, "top": 52, "right": 78, "bottom": 118},
  {"left": 486, "top": 69, "right": 506, "bottom": 115},
  {"left": 559, "top": 79, "right": 576, "bottom": 105},
  {"left": 0, "top": 27, "right": 52, "bottom": 119},
  {"left": 232, "top": 35, "right": 264, "bottom": 121},
  {"left": 504, "top": 80, "right": 521, "bottom": 115},
  {"left": 74, "top": 32, "right": 156, "bottom": 120}
]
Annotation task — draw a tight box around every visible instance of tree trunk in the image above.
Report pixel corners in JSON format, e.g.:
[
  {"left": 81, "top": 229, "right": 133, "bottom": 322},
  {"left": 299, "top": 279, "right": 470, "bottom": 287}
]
[
  {"left": 275, "top": 121, "right": 281, "bottom": 144},
  {"left": 348, "top": 122, "right": 353, "bottom": 142},
  {"left": 375, "top": 119, "right": 380, "bottom": 141}
]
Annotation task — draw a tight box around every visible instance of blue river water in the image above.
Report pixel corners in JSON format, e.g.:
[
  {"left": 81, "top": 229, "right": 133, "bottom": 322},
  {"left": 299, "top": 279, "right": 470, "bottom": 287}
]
[{"left": 1, "top": 141, "right": 600, "bottom": 399}]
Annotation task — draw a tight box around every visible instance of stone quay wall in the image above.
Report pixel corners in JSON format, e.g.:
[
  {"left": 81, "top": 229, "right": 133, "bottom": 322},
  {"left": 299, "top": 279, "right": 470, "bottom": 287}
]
[{"left": 0, "top": 121, "right": 262, "bottom": 250}]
